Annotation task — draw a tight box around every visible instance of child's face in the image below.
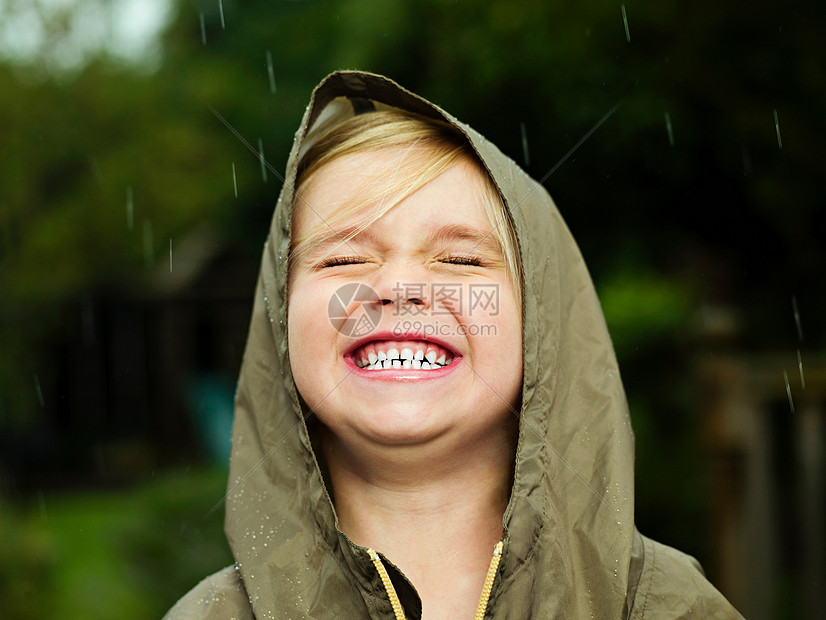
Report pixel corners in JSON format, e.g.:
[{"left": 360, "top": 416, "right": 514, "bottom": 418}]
[{"left": 288, "top": 149, "right": 522, "bottom": 449}]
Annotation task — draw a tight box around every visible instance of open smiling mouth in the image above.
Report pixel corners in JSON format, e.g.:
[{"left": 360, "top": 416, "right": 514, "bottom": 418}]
[{"left": 349, "top": 339, "right": 456, "bottom": 371}]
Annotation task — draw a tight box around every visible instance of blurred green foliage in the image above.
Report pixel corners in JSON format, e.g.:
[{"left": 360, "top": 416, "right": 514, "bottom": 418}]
[
  {"left": 2, "top": 0, "right": 822, "bottom": 424},
  {"left": 0, "top": 467, "right": 231, "bottom": 619}
]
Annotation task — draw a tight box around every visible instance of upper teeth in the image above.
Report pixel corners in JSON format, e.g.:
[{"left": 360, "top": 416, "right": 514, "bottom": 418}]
[{"left": 353, "top": 340, "right": 454, "bottom": 371}]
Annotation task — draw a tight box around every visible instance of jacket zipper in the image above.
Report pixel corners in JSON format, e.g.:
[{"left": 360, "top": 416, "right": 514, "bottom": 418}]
[{"left": 367, "top": 541, "right": 503, "bottom": 620}]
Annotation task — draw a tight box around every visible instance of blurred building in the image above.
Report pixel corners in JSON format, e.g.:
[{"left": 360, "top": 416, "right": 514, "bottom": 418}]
[
  {"left": 7, "top": 229, "right": 257, "bottom": 489},
  {"left": 699, "top": 323, "right": 824, "bottom": 619}
]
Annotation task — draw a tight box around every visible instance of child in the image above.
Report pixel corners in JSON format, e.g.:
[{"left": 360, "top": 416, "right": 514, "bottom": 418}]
[{"left": 166, "top": 71, "right": 742, "bottom": 619}]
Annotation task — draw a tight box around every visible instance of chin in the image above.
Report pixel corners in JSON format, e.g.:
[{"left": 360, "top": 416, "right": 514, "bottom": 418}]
[{"left": 353, "top": 405, "right": 445, "bottom": 446}]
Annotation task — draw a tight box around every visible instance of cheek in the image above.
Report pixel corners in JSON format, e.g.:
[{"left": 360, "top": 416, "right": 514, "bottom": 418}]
[
  {"left": 490, "top": 295, "right": 523, "bottom": 401},
  {"left": 288, "top": 278, "right": 326, "bottom": 328},
  {"left": 479, "top": 287, "right": 522, "bottom": 350},
  {"left": 287, "top": 282, "right": 330, "bottom": 381}
]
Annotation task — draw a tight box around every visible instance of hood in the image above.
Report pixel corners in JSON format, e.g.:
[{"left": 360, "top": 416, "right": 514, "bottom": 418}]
[{"left": 226, "top": 71, "right": 636, "bottom": 618}]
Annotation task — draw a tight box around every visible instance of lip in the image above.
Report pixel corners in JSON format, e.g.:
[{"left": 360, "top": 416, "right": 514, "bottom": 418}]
[
  {"left": 343, "top": 330, "right": 463, "bottom": 382},
  {"left": 343, "top": 330, "right": 461, "bottom": 358}
]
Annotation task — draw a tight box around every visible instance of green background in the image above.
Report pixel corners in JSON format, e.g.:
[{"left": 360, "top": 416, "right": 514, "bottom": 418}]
[{"left": 1, "top": 0, "right": 823, "bottom": 617}]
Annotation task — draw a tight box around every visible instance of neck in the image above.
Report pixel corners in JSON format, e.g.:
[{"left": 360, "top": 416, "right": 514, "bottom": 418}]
[{"left": 320, "top": 423, "right": 515, "bottom": 617}]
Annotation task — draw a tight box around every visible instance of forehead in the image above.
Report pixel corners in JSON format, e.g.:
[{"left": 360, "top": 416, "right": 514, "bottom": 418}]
[{"left": 292, "top": 149, "right": 494, "bottom": 239}]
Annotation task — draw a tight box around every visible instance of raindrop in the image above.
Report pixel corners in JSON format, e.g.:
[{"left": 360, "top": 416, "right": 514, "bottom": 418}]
[
  {"left": 169, "top": 237, "right": 173, "bottom": 274},
  {"left": 664, "top": 113, "right": 674, "bottom": 146},
  {"left": 34, "top": 374, "right": 44, "bottom": 407},
  {"left": 797, "top": 349, "right": 805, "bottom": 390},
  {"left": 792, "top": 295, "right": 803, "bottom": 341},
  {"left": 218, "top": 0, "right": 226, "bottom": 29},
  {"left": 143, "top": 220, "right": 154, "bottom": 268},
  {"left": 126, "top": 186, "right": 134, "bottom": 230},
  {"left": 258, "top": 138, "right": 268, "bottom": 182},
  {"left": 783, "top": 369, "right": 795, "bottom": 414},
  {"left": 741, "top": 147, "right": 753, "bottom": 177},
  {"left": 81, "top": 294, "right": 95, "bottom": 347},
  {"left": 621, "top": 4, "right": 631, "bottom": 43},
  {"left": 1, "top": 208, "right": 10, "bottom": 254},
  {"left": 266, "top": 51, "right": 277, "bottom": 94},
  {"left": 38, "top": 491, "right": 48, "bottom": 521},
  {"left": 199, "top": 12, "right": 207, "bottom": 46},
  {"left": 89, "top": 156, "right": 102, "bottom": 185},
  {"left": 520, "top": 121, "right": 530, "bottom": 166},
  {"left": 232, "top": 162, "right": 238, "bottom": 198},
  {"left": 773, "top": 109, "right": 783, "bottom": 150}
]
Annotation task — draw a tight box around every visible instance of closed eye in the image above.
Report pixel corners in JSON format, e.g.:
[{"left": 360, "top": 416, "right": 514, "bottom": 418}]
[
  {"left": 441, "top": 255, "right": 484, "bottom": 266},
  {"left": 317, "top": 255, "right": 368, "bottom": 268}
]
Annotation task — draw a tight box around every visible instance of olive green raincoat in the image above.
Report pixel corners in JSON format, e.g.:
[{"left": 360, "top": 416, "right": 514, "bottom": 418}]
[{"left": 165, "top": 71, "right": 742, "bottom": 619}]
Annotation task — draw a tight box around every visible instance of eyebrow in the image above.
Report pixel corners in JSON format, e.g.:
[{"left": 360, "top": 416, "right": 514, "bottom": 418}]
[
  {"left": 424, "top": 223, "right": 501, "bottom": 254},
  {"left": 305, "top": 225, "right": 379, "bottom": 256},
  {"left": 307, "top": 223, "right": 501, "bottom": 256}
]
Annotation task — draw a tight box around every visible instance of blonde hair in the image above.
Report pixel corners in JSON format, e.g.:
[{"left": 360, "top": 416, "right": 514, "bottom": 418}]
[{"left": 291, "top": 109, "right": 522, "bottom": 302}]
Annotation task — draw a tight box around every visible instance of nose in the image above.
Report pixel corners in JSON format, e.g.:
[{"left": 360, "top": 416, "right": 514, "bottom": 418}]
[
  {"left": 370, "top": 263, "right": 431, "bottom": 313},
  {"left": 380, "top": 295, "right": 425, "bottom": 306}
]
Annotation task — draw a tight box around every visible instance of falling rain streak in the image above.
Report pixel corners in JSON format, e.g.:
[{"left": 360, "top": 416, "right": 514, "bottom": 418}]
[
  {"left": 89, "top": 156, "right": 102, "bottom": 185},
  {"left": 621, "top": 5, "right": 630, "bottom": 43},
  {"left": 81, "top": 294, "right": 95, "bottom": 348},
  {"left": 792, "top": 295, "right": 803, "bottom": 341},
  {"left": 664, "top": 113, "right": 675, "bottom": 146},
  {"left": 218, "top": 0, "right": 226, "bottom": 29},
  {"left": 783, "top": 370, "right": 795, "bottom": 414},
  {"left": 266, "top": 51, "right": 277, "bottom": 94},
  {"left": 1, "top": 206, "right": 11, "bottom": 253},
  {"left": 34, "top": 374, "right": 44, "bottom": 407},
  {"left": 126, "top": 186, "right": 134, "bottom": 230},
  {"left": 773, "top": 109, "right": 783, "bottom": 149},
  {"left": 520, "top": 122, "right": 530, "bottom": 167},
  {"left": 258, "top": 138, "right": 268, "bottom": 182},
  {"left": 232, "top": 162, "right": 238, "bottom": 197},
  {"left": 38, "top": 491, "right": 48, "bottom": 521},
  {"left": 199, "top": 12, "right": 207, "bottom": 46},
  {"left": 798, "top": 349, "right": 805, "bottom": 390},
  {"left": 169, "top": 238, "right": 174, "bottom": 274},
  {"left": 207, "top": 105, "right": 285, "bottom": 187},
  {"left": 143, "top": 221, "right": 154, "bottom": 267}
]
